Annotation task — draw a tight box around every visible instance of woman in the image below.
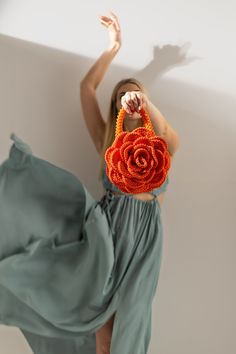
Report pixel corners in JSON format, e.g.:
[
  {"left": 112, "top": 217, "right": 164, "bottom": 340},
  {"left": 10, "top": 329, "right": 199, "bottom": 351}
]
[
  {"left": 80, "top": 12, "right": 180, "bottom": 354},
  {"left": 0, "top": 12, "right": 180, "bottom": 354}
]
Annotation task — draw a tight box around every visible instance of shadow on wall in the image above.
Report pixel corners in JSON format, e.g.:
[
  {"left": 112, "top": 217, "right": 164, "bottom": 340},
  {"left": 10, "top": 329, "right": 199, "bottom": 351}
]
[
  {"left": 0, "top": 0, "right": 9, "bottom": 11},
  {"left": 0, "top": 32, "right": 235, "bottom": 205},
  {"left": 0, "top": 33, "right": 236, "bottom": 354}
]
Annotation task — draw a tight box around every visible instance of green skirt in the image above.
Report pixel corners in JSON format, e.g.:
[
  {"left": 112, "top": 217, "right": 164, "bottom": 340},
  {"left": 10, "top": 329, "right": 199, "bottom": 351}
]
[{"left": 0, "top": 133, "right": 164, "bottom": 354}]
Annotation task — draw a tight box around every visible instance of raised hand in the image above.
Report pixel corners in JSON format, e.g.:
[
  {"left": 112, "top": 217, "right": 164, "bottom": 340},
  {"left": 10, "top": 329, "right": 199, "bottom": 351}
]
[
  {"left": 121, "top": 91, "right": 148, "bottom": 116},
  {"left": 99, "top": 12, "right": 121, "bottom": 50}
]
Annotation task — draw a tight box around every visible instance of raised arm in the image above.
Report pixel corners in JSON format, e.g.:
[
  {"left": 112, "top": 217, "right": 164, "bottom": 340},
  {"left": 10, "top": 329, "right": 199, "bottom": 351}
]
[{"left": 80, "top": 12, "right": 121, "bottom": 154}]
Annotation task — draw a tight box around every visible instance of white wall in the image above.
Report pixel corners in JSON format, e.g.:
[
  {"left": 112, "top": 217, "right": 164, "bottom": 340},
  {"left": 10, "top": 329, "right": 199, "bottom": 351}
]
[{"left": 0, "top": 1, "right": 235, "bottom": 354}]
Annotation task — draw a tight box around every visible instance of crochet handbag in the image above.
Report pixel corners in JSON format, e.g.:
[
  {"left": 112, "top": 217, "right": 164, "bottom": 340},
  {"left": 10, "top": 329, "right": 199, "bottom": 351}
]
[{"left": 104, "top": 107, "right": 171, "bottom": 194}]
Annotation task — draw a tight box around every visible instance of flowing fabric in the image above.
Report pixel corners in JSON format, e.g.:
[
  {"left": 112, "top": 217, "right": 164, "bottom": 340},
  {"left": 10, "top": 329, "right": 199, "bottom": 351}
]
[{"left": 0, "top": 133, "right": 166, "bottom": 354}]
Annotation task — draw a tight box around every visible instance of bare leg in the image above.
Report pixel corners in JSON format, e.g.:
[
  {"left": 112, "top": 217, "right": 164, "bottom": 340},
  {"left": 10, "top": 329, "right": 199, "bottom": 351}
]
[{"left": 96, "top": 312, "right": 116, "bottom": 354}]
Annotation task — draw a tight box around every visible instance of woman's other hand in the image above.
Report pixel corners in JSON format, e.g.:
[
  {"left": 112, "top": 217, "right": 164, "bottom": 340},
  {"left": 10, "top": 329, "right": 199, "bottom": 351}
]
[
  {"left": 99, "top": 12, "right": 121, "bottom": 50},
  {"left": 121, "top": 91, "right": 148, "bottom": 116}
]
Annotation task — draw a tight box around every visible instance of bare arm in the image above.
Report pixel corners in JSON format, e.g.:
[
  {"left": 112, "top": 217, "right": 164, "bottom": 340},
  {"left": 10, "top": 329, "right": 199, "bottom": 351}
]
[
  {"left": 80, "top": 12, "right": 121, "bottom": 154},
  {"left": 143, "top": 98, "right": 180, "bottom": 156},
  {"left": 121, "top": 91, "right": 180, "bottom": 156}
]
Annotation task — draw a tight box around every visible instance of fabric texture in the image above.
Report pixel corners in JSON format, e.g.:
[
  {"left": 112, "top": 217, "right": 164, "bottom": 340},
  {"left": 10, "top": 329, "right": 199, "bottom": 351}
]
[{"left": 0, "top": 133, "right": 167, "bottom": 354}]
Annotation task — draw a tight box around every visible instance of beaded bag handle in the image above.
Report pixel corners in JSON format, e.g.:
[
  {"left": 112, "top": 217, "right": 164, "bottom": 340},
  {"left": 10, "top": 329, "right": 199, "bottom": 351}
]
[
  {"left": 115, "top": 106, "right": 155, "bottom": 137},
  {"left": 105, "top": 107, "right": 171, "bottom": 194}
]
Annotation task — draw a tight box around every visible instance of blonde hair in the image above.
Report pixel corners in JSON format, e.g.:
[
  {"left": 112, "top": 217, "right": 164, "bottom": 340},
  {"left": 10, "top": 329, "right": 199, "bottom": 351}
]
[{"left": 98, "top": 78, "right": 147, "bottom": 180}]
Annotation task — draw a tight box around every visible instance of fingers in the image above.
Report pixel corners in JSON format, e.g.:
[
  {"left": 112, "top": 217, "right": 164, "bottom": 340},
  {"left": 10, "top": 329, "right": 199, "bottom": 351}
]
[
  {"left": 99, "top": 16, "right": 112, "bottom": 27},
  {"left": 136, "top": 92, "right": 144, "bottom": 111},
  {"left": 121, "top": 92, "right": 143, "bottom": 115},
  {"left": 109, "top": 12, "right": 120, "bottom": 32},
  {"left": 121, "top": 92, "right": 136, "bottom": 114},
  {"left": 130, "top": 92, "right": 139, "bottom": 111},
  {"left": 99, "top": 12, "right": 120, "bottom": 31},
  {"left": 121, "top": 93, "right": 132, "bottom": 114},
  {"left": 121, "top": 99, "right": 133, "bottom": 115}
]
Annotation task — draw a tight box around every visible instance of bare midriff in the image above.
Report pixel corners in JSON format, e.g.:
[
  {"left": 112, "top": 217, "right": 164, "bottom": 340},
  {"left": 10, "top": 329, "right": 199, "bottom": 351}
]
[{"left": 111, "top": 191, "right": 165, "bottom": 206}]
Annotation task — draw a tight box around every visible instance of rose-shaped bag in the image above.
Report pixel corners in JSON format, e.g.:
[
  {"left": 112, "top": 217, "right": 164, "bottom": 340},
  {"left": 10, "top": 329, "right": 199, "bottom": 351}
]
[{"left": 105, "top": 107, "right": 171, "bottom": 194}]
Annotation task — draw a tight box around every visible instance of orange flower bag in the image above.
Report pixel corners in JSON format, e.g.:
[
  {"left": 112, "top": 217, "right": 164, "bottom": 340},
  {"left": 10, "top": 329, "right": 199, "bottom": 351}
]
[{"left": 104, "top": 107, "right": 171, "bottom": 194}]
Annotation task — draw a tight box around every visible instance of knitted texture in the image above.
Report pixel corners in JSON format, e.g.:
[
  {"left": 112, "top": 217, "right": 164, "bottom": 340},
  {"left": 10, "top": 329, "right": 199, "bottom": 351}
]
[{"left": 105, "top": 107, "right": 171, "bottom": 193}]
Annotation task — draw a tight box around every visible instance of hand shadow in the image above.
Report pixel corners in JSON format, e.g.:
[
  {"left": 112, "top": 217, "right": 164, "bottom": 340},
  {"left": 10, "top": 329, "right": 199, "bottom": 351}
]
[{"left": 135, "top": 42, "right": 202, "bottom": 85}]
